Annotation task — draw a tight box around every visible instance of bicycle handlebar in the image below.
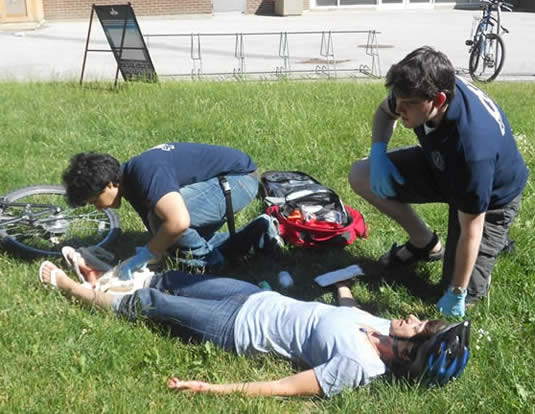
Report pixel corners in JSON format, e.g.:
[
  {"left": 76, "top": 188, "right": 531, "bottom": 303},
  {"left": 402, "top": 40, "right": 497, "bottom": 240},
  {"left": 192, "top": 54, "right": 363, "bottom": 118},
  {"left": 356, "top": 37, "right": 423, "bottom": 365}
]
[{"left": 480, "top": 0, "right": 513, "bottom": 11}]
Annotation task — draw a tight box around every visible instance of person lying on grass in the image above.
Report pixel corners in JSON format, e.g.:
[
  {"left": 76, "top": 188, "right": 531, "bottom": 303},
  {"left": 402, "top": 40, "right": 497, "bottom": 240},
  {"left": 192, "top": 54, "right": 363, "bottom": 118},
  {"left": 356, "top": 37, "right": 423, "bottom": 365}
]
[{"left": 39, "top": 260, "right": 470, "bottom": 397}]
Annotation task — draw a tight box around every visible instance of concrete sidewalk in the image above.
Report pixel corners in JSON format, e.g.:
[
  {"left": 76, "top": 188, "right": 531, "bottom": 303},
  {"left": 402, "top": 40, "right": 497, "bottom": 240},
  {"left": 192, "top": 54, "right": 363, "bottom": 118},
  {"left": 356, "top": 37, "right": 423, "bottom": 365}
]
[{"left": 1, "top": 9, "right": 534, "bottom": 82}]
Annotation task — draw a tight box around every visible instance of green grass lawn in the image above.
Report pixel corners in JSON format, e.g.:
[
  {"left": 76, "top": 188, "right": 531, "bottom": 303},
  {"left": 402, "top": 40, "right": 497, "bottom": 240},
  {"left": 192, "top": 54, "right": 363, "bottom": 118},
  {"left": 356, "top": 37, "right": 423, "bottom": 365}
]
[{"left": 0, "top": 80, "right": 534, "bottom": 413}]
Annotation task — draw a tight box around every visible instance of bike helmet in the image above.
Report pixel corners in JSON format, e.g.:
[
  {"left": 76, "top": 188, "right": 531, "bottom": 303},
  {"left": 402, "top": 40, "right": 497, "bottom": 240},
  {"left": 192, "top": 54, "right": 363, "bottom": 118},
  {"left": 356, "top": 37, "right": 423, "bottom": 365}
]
[{"left": 407, "top": 320, "right": 471, "bottom": 387}]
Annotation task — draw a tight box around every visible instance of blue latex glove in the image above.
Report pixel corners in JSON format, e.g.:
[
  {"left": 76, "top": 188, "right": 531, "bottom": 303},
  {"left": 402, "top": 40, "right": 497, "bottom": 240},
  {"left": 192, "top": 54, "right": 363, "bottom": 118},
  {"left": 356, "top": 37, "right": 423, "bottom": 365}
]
[
  {"left": 369, "top": 142, "right": 405, "bottom": 198},
  {"left": 437, "top": 288, "right": 467, "bottom": 317},
  {"left": 118, "top": 245, "right": 157, "bottom": 280}
]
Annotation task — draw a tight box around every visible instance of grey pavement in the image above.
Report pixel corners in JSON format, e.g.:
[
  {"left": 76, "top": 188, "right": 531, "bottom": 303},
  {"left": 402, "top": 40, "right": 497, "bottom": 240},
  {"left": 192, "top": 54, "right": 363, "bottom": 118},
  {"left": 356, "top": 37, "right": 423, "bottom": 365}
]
[{"left": 1, "top": 8, "right": 534, "bottom": 82}]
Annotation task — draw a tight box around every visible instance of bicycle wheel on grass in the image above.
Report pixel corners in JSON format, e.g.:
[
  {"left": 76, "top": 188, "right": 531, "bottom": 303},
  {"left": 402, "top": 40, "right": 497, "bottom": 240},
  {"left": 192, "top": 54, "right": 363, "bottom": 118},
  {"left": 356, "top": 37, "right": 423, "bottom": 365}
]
[
  {"left": 469, "top": 33, "right": 505, "bottom": 83},
  {"left": 0, "top": 185, "right": 120, "bottom": 257}
]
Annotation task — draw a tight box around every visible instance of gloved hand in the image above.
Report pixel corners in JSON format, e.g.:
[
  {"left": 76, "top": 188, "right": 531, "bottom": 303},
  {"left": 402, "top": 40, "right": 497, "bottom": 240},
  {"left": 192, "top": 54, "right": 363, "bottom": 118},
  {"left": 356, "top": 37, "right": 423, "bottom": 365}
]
[
  {"left": 437, "top": 288, "right": 467, "bottom": 317},
  {"left": 369, "top": 142, "right": 405, "bottom": 198},
  {"left": 118, "top": 245, "right": 157, "bottom": 281}
]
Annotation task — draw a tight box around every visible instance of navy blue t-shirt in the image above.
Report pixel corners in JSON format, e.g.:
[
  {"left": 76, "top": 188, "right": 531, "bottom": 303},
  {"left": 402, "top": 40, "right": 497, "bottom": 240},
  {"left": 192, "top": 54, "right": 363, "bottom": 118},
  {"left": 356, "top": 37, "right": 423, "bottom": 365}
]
[
  {"left": 120, "top": 143, "right": 256, "bottom": 225},
  {"left": 410, "top": 78, "right": 528, "bottom": 214}
]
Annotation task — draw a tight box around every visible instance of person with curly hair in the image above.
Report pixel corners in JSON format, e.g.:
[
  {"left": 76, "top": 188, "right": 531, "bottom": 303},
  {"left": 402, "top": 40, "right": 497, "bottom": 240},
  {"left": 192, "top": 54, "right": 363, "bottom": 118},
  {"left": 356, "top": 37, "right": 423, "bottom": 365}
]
[{"left": 62, "top": 143, "right": 282, "bottom": 276}]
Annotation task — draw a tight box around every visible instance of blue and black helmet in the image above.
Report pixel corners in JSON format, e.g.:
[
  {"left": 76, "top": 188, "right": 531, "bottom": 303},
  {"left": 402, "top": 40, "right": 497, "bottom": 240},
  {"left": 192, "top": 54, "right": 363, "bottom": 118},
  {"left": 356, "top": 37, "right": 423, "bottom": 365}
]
[{"left": 402, "top": 320, "right": 471, "bottom": 387}]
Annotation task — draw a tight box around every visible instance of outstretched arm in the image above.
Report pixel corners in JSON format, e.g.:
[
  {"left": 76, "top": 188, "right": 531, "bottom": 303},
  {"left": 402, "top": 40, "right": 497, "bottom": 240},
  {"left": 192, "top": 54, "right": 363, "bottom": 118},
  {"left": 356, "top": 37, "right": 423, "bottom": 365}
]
[
  {"left": 451, "top": 210, "right": 485, "bottom": 290},
  {"left": 437, "top": 210, "right": 485, "bottom": 317},
  {"left": 168, "top": 369, "right": 321, "bottom": 397},
  {"left": 336, "top": 280, "right": 360, "bottom": 309}
]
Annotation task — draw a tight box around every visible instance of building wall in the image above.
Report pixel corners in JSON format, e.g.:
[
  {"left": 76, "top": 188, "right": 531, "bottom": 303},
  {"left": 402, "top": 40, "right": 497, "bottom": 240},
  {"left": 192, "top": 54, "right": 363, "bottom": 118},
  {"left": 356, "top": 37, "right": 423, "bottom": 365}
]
[
  {"left": 247, "top": 0, "right": 275, "bottom": 15},
  {"left": 42, "top": 0, "right": 309, "bottom": 20},
  {"left": 247, "top": 0, "right": 309, "bottom": 15},
  {"left": 0, "top": 0, "right": 44, "bottom": 23},
  {"left": 43, "top": 0, "right": 212, "bottom": 20}
]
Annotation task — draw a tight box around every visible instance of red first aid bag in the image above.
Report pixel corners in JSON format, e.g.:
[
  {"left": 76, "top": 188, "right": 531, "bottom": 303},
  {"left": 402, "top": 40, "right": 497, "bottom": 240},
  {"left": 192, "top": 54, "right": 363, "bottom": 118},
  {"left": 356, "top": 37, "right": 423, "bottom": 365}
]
[{"left": 260, "top": 171, "right": 368, "bottom": 248}]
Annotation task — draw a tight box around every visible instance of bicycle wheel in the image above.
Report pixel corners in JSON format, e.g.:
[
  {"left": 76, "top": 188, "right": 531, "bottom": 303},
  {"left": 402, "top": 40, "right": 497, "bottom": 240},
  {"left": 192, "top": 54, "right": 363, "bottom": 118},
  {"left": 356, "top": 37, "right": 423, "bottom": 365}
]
[
  {"left": 0, "top": 185, "right": 120, "bottom": 257},
  {"left": 469, "top": 33, "right": 505, "bottom": 83}
]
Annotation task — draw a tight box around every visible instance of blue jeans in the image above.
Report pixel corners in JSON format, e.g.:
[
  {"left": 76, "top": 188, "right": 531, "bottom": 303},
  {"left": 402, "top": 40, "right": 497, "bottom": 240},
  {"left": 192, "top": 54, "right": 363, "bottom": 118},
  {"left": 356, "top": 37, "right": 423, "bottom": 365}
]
[
  {"left": 147, "top": 173, "right": 258, "bottom": 267},
  {"left": 115, "top": 271, "right": 261, "bottom": 351}
]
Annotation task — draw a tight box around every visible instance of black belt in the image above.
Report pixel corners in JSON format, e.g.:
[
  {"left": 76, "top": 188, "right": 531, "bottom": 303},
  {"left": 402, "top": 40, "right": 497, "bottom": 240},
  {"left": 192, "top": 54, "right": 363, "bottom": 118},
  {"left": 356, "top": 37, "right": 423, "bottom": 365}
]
[{"left": 218, "top": 176, "right": 235, "bottom": 236}]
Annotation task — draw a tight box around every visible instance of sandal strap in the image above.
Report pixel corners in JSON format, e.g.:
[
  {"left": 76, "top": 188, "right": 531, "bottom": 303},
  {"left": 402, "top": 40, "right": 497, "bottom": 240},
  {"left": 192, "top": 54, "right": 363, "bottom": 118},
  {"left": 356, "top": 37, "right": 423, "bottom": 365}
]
[
  {"left": 49, "top": 269, "right": 60, "bottom": 288},
  {"left": 404, "top": 232, "right": 439, "bottom": 258},
  {"left": 381, "top": 232, "right": 443, "bottom": 267}
]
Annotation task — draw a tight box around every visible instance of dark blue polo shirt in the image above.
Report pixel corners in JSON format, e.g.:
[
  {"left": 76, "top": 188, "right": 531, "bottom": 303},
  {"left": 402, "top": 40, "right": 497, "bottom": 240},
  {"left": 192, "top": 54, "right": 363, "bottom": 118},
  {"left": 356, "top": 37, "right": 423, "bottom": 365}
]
[
  {"left": 120, "top": 143, "right": 256, "bottom": 226},
  {"left": 413, "top": 78, "right": 528, "bottom": 214}
]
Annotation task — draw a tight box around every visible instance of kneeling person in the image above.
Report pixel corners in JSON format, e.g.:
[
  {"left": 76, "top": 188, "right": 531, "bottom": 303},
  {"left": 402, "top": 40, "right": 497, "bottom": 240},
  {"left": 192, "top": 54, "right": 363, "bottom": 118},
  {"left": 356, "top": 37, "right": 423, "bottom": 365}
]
[
  {"left": 349, "top": 47, "right": 528, "bottom": 316},
  {"left": 63, "top": 142, "right": 281, "bottom": 276}
]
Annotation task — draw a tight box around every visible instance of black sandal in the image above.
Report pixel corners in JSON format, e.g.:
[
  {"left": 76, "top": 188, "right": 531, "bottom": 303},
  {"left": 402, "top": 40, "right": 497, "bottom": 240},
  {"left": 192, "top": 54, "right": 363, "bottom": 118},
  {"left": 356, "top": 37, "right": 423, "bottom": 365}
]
[{"left": 380, "top": 232, "right": 444, "bottom": 267}]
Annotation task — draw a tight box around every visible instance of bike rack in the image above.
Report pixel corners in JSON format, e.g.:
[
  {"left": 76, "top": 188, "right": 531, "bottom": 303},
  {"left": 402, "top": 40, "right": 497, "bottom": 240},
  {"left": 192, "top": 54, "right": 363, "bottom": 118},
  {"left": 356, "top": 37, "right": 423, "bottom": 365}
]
[
  {"left": 190, "top": 33, "right": 202, "bottom": 79},
  {"left": 360, "top": 30, "right": 381, "bottom": 78},
  {"left": 277, "top": 32, "right": 291, "bottom": 78},
  {"left": 234, "top": 33, "right": 245, "bottom": 80},
  {"left": 318, "top": 31, "right": 335, "bottom": 78},
  {"left": 143, "top": 29, "right": 382, "bottom": 81}
]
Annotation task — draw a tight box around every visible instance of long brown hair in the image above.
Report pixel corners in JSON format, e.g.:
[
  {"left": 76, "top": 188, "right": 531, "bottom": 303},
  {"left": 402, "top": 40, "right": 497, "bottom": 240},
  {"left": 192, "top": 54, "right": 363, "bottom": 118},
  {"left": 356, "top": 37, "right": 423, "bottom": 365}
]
[{"left": 412, "top": 319, "right": 449, "bottom": 342}]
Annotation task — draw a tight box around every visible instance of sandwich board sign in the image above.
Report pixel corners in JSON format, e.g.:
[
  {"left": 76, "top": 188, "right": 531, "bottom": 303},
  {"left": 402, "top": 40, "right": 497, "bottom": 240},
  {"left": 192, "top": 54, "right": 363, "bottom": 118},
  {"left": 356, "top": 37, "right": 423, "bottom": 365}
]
[{"left": 80, "top": 3, "right": 157, "bottom": 85}]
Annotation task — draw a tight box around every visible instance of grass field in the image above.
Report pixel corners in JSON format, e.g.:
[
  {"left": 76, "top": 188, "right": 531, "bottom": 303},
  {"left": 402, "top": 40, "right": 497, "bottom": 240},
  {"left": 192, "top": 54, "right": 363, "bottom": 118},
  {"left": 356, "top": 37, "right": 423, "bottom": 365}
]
[{"left": 0, "top": 80, "right": 534, "bottom": 413}]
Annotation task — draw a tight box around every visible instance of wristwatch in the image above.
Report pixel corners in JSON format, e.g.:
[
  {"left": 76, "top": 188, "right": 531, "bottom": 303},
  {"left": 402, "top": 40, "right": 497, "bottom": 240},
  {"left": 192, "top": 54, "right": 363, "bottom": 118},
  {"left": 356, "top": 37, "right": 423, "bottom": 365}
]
[{"left": 449, "top": 286, "right": 466, "bottom": 295}]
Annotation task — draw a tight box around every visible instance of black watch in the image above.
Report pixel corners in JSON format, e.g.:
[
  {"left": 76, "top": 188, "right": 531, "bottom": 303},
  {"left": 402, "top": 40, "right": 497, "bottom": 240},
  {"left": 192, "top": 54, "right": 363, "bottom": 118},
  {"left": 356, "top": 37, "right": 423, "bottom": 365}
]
[{"left": 450, "top": 286, "right": 466, "bottom": 295}]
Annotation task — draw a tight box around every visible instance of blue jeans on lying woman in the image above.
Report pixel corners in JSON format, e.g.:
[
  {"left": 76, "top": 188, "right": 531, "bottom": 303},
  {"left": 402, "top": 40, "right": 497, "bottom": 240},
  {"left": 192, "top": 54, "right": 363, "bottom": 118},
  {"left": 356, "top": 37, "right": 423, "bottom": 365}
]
[{"left": 113, "top": 271, "right": 261, "bottom": 351}]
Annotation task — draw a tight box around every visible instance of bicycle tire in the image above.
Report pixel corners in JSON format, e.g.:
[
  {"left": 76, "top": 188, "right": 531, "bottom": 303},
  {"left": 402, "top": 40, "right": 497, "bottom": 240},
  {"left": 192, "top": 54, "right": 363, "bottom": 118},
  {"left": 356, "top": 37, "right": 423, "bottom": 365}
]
[
  {"left": 0, "top": 185, "right": 121, "bottom": 257},
  {"left": 469, "top": 33, "right": 505, "bottom": 83}
]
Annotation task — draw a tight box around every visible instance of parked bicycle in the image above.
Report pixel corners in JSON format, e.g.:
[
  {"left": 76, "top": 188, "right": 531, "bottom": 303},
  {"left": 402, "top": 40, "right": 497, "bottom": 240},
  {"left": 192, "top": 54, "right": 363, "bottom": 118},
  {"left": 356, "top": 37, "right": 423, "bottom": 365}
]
[
  {"left": 0, "top": 185, "right": 120, "bottom": 257},
  {"left": 466, "top": 0, "right": 513, "bottom": 82}
]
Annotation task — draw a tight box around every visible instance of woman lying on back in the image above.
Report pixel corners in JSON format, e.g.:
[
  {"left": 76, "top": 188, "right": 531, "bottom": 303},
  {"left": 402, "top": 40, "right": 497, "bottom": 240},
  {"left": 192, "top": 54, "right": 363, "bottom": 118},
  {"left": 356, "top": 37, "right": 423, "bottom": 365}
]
[{"left": 39, "top": 261, "right": 470, "bottom": 397}]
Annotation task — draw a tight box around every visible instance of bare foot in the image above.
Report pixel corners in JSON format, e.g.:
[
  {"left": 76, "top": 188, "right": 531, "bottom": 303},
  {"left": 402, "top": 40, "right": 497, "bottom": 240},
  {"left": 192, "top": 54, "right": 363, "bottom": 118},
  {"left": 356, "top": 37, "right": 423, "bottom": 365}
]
[{"left": 39, "top": 261, "right": 78, "bottom": 291}]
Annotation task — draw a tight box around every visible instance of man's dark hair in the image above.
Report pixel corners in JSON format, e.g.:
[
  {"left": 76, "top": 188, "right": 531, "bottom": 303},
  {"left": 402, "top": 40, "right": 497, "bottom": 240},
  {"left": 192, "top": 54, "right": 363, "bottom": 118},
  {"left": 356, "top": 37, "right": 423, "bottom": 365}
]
[
  {"left": 386, "top": 46, "right": 456, "bottom": 103},
  {"left": 62, "top": 152, "right": 121, "bottom": 207}
]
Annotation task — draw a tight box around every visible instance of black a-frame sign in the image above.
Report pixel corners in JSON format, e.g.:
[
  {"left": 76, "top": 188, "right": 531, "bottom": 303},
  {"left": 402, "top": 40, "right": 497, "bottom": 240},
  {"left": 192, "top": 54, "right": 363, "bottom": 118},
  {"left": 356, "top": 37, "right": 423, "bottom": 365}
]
[{"left": 80, "top": 3, "right": 157, "bottom": 85}]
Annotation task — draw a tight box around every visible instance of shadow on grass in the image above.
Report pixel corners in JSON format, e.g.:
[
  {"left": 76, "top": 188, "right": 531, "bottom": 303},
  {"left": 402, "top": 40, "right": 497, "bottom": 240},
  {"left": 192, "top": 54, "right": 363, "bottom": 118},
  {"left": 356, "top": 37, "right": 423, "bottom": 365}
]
[
  {"left": 358, "top": 257, "right": 443, "bottom": 301},
  {"left": 81, "top": 230, "right": 443, "bottom": 313},
  {"left": 160, "top": 242, "right": 443, "bottom": 305}
]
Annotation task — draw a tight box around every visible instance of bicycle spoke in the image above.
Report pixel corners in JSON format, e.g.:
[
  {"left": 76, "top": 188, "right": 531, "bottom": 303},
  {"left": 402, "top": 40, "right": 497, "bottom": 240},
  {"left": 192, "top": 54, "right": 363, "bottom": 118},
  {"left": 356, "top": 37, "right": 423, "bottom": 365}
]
[{"left": 0, "top": 185, "right": 120, "bottom": 256}]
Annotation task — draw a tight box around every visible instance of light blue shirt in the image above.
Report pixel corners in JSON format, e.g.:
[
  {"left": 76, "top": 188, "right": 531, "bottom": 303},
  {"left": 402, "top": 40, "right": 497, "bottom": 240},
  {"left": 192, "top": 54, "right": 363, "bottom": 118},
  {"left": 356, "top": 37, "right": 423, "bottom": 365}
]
[{"left": 234, "top": 291, "right": 389, "bottom": 397}]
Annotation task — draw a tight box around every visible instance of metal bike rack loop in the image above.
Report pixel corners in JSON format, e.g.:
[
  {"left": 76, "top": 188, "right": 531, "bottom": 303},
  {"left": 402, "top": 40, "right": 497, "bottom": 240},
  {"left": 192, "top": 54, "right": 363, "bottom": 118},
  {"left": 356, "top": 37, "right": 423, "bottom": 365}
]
[{"left": 143, "top": 29, "right": 382, "bottom": 81}]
